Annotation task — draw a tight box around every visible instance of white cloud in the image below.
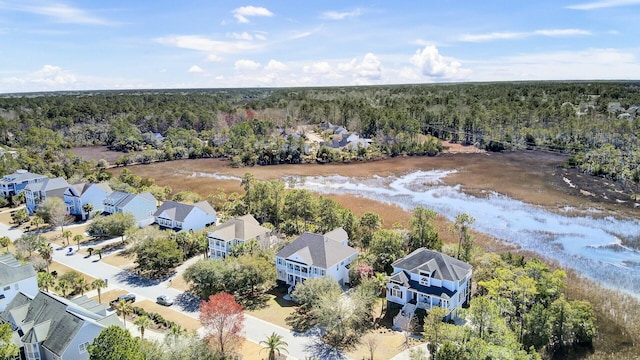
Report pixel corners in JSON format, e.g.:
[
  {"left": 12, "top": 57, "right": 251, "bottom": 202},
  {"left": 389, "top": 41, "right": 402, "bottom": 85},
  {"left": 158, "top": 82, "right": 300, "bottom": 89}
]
[
  {"left": 320, "top": 8, "right": 363, "bottom": 20},
  {"left": 566, "top": 0, "right": 640, "bottom": 10},
  {"left": 255, "top": 33, "right": 267, "bottom": 41},
  {"left": 206, "top": 54, "right": 223, "bottom": 62},
  {"left": 460, "top": 29, "right": 591, "bottom": 42},
  {"left": 338, "top": 53, "right": 383, "bottom": 83},
  {"left": 2, "top": 2, "right": 112, "bottom": 25},
  {"left": 290, "top": 31, "right": 312, "bottom": 40},
  {"left": 410, "top": 45, "right": 466, "bottom": 79},
  {"left": 234, "top": 59, "right": 261, "bottom": 71},
  {"left": 232, "top": 6, "right": 273, "bottom": 23},
  {"left": 303, "top": 62, "right": 332, "bottom": 74},
  {"left": 32, "top": 65, "right": 77, "bottom": 85},
  {"left": 265, "top": 60, "right": 288, "bottom": 72},
  {"left": 188, "top": 65, "right": 204, "bottom": 73},
  {"left": 155, "top": 35, "right": 262, "bottom": 62},
  {"left": 470, "top": 48, "right": 640, "bottom": 81},
  {"left": 229, "top": 32, "right": 253, "bottom": 40}
]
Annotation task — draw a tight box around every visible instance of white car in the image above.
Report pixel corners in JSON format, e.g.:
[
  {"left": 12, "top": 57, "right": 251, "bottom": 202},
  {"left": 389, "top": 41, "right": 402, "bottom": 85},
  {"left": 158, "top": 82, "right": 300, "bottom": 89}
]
[{"left": 156, "top": 295, "right": 174, "bottom": 306}]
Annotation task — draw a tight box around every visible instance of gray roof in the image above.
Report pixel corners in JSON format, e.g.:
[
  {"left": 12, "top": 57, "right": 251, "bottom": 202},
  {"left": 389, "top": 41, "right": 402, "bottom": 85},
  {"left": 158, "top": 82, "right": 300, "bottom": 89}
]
[
  {"left": 68, "top": 182, "right": 112, "bottom": 197},
  {"left": 209, "top": 214, "right": 269, "bottom": 242},
  {"left": 0, "top": 170, "right": 46, "bottom": 184},
  {"left": 276, "top": 228, "right": 357, "bottom": 269},
  {"left": 25, "top": 177, "right": 69, "bottom": 198},
  {"left": 105, "top": 191, "right": 154, "bottom": 208},
  {"left": 0, "top": 291, "right": 119, "bottom": 356},
  {"left": 0, "top": 254, "right": 37, "bottom": 287},
  {"left": 154, "top": 200, "right": 215, "bottom": 222},
  {"left": 392, "top": 248, "right": 472, "bottom": 282}
]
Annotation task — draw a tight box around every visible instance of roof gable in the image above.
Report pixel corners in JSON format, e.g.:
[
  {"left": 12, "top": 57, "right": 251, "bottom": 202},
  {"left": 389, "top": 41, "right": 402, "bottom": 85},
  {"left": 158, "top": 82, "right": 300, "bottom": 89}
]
[
  {"left": 210, "top": 214, "right": 268, "bottom": 242},
  {"left": 276, "top": 229, "right": 357, "bottom": 269},
  {"left": 391, "top": 248, "right": 472, "bottom": 282},
  {"left": 0, "top": 254, "right": 37, "bottom": 286}
]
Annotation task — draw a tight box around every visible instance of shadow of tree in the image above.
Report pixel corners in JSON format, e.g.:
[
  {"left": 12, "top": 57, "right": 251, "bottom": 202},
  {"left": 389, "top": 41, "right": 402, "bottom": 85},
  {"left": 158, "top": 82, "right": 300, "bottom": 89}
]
[
  {"left": 175, "top": 292, "right": 201, "bottom": 312},
  {"left": 305, "top": 337, "right": 347, "bottom": 360}
]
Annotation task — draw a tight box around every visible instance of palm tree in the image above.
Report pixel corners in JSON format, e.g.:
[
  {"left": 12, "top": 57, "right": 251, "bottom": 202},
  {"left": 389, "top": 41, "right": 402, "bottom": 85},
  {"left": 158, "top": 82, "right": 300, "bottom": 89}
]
[
  {"left": 166, "top": 323, "right": 185, "bottom": 345},
  {"left": 31, "top": 215, "right": 44, "bottom": 235},
  {"left": 73, "top": 234, "right": 83, "bottom": 251},
  {"left": 82, "top": 202, "right": 93, "bottom": 220},
  {"left": 55, "top": 279, "right": 73, "bottom": 297},
  {"left": 115, "top": 299, "right": 132, "bottom": 328},
  {"left": 259, "top": 332, "right": 289, "bottom": 360},
  {"left": 0, "top": 236, "right": 10, "bottom": 252},
  {"left": 76, "top": 277, "right": 90, "bottom": 295},
  {"left": 134, "top": 315, "right": 153, "bottom": 340},
  {"left": 37, "top": 271, "right": 55, "bottom": 292},
  {"left": 374, "top": 272, "right": 389, "bottom": 320},
  {"left": 38, "top": 243, "right": 53, "bottom": 272},
  {"left": 91, "top": 279, "right": 107, "bottom": 303},
  {"left": 62, "top": 230, "right": 72, "bottom": 246}
]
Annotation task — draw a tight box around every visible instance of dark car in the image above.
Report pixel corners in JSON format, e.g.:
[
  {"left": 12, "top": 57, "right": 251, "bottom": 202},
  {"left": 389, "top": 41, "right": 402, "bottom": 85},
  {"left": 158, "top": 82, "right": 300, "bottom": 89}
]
[
  {"left": 110, "top": 293, "right": 136, "bottom": 306},
  {"left": 156, "top": 295, "right": 174, "bottom": 306}
]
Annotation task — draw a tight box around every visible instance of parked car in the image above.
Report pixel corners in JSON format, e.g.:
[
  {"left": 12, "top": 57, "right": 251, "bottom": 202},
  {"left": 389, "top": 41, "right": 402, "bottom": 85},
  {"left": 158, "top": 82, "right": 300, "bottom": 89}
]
[
  {"left": 156, "top": 295, "right": 174, "bottom": 306},
  {"left": 110, "top": 293, "right": 136, "bottom": 306}
]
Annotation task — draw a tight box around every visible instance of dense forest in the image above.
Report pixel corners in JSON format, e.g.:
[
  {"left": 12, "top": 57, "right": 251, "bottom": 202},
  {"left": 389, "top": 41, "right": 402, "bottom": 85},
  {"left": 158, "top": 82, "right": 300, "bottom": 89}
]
[{"left": 1, "top": 81, "right": 640, "bottom": 190}]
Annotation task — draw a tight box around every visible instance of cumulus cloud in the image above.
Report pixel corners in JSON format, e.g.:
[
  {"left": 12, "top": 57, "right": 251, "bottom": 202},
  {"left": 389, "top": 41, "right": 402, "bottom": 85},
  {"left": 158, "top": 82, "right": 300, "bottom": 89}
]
[
  {"left": 338, "top": 53, "right": 383, "bottom": 83},
  {"left": 265, "top": 60, "right": 288, "bottom": 72},
  {"left": 566, "top": 0, "right": 640, "bottom": 10},
  {"left": 411, "top": 45, "right": 465, "bottom": 79},
  {"left": 188, "top": 65, "right": 204, "bottom": 73},
  {"left": 234, "top": 59, "right": 261, "bottom": 71},
  {"left": 303, "top": 62, "right": 332, "bottom": 74},
  {"left": 32, "top": 65, "right": 77, "bottom": 85},
  {"left": 320, "top": 8, "right": 363, "bottom": 20},
  {"left": 232, "top": 6, "right": 273, "bottom": 23},
  {"left": 460, "top": 28, "right": 591, "bottom": 42}
]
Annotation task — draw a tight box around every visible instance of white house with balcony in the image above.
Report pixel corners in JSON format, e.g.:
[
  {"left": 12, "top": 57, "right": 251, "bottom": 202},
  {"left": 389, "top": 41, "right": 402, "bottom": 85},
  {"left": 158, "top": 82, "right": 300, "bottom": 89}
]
[
  {"left": 103, "top": 191, "right": 157, "bottom": 228},
  {"left": 275, "top": 228, "right": 357, "bottom": 290},
  {"left": 63, "top": 182, "right": 112, "bottom": 220},
  {"left": 0, "top": 254, "right": 38, "bottom": 312},
  {"left": 0, "top": 169, "right": 46, "bottom": 199},
  {"left": 0, "top": 291, "right": 122, "bottom": 360},
  {"left": 154, "top": 200, "right": 216, "bottom": 232},
  {"left": 387, "top": 248, "right": 472, "bottom": 326},
  {"left": 24, "top": 177, "right": 69, "bottom": 215},
  {"left": 208, "top": 214, "right": 270, "bottom": 259}
]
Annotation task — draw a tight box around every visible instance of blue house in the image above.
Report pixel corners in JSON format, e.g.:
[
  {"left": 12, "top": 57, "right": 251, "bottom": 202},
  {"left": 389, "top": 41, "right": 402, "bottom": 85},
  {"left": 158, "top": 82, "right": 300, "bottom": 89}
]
[
  {"left": 103, "top": 191, "right": 157, "bottom": 228},
  {"left": 0, "top": 170, "right": 47, "bottom": 199}
]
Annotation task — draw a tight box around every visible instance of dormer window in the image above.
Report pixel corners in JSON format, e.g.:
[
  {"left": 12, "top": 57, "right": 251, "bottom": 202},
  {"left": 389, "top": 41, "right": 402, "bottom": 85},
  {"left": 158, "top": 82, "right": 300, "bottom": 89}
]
[{"left": 419, "top": 271, "right": 430, "bottom": 286}]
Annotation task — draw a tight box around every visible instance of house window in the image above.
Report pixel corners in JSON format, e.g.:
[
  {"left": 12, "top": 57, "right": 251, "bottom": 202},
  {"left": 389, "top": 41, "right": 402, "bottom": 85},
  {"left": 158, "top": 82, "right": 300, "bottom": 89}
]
[
  {"left": 3, "top": 286, "right": 9, "bottom": 291},
  {"left": 78, "top": 341, "right": 90, "bottom": 353},
  {"left": 391, "top": 286, "right": 403, "bottom": 299},
  {"left": 419, "top": 275, "right": 430, "bottom": 286},
  {"left": 25, "top": 343, "right": 41, "bottom": 360}
]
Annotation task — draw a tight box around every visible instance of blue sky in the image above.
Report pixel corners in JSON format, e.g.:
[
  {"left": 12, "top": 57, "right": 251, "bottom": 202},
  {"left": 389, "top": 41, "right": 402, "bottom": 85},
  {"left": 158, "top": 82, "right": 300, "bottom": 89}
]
[{"left": 1, "top": 0, "right": 639, "bottom": 93}]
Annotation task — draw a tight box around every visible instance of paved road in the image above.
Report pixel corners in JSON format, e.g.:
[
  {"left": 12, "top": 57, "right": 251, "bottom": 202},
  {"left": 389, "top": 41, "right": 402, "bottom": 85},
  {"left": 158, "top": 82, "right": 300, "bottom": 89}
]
[{"left": 50, "top": 238, "right": 348, "bottom": 360}]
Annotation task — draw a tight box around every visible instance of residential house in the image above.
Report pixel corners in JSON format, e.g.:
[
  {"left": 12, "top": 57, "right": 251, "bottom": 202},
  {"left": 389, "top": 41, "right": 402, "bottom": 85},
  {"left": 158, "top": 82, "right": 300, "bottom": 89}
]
[
  {"left": 0, "top": 170, "right": 46, "bottom": 199},
  {"left": 0, "top": 254, "right": 38, "bottom": 312},
  {"left": 63, "top": 182, "right": 112, "bottom": 220},
  {"left": 24, "top": 177, "right": 69, "bottom": 215},
  {"left": 0, "top": 291, "right": 122, "bottom": 360},
  {"left": 275, "top": 228, "right": 357, "bottom": 290},
  {"left": 208, "top": 214, "right": 271, "bottom": 259},
  {"left": 103, "top": 191, "right": 157, "bottom": 228},
  {"left": 387, "top": 248, "right": 472, "bottom": 326},
  {"left": 154, "top": 200, "right": 216, "bottom": 232}
]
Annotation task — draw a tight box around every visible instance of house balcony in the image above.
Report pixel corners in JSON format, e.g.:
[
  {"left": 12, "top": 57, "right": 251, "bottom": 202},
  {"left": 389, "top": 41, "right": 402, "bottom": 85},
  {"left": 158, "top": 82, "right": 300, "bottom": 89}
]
[{"left": 285, "top": 269, "right": 309, "bottom": 278}]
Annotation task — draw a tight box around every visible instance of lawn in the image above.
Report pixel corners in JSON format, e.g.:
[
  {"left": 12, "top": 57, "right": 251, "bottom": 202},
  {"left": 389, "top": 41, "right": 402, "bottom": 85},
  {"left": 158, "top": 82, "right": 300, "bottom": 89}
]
[
  {"left": 247, "top": 288, "right": 297, "bottom": 329},
  {"left": 50, "top": 261, "right": 96, "bottom": 283},
  {"left": 101, "top": 250, "right": 135, "bottom": 269},
  {"left": 135, "top": 300, "right": 202, "bottom": 332}
]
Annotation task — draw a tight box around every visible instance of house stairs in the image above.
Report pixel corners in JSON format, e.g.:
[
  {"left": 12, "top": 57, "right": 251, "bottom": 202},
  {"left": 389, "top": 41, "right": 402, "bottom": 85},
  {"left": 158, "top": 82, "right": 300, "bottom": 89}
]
[{"left": 393, "top": 302, "right": 417, "bottom": 331}]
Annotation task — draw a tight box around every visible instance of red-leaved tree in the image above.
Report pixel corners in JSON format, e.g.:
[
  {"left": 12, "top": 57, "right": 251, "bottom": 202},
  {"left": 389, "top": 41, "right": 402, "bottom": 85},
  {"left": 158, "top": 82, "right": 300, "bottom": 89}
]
[{"left": 200, "top": 292, "right": 245, "bottom": 357}]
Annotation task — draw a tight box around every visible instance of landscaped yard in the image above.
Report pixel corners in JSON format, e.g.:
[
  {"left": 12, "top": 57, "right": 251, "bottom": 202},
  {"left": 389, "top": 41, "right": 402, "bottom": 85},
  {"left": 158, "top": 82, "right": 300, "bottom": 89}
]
[
  {"left": 50, "top": 260, "right": 96, "bottom": 283},
  {"left": 101, "top": 250, "right": 135, "bottom": 269},
  {"left": 247, "top": 289, "right": 297, "bottom": 329}
]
